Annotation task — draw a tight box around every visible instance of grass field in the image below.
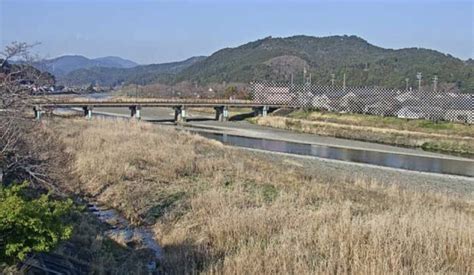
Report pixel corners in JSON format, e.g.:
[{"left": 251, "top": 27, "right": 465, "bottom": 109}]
[
  {"left": 289, "top": 110, "right": 474, "bottom": 137},
  {"left": 46, "top": 118, "right": 474, "bottom": 274},
  {"left": 250, "top": 110, "right": 474, "bottom": 155}
]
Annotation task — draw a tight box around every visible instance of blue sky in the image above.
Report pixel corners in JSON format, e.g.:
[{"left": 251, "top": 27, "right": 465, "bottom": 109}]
[{"left": 1, "top": 0, "right": 473, "bottom": 64}]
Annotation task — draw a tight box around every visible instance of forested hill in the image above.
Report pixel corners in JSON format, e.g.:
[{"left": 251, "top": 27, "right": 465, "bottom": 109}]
[
  {"left": 176, "top": 35, "right": 473, "bottom": 92},
  {"left": 55, "top": 35, "right": 473, "bottom": 92},
  {"left": 35, "top": 55, "right": 139, "bottom": 77},
  {"left": 58, "top": 56, "right": 206, "bottom": 86},
  {"left": 1, "top": 59, "right": 55, "bottom": 87}
]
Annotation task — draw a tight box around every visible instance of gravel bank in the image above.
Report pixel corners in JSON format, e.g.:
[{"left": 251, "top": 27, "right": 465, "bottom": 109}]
[{"left": 238, "top": 147, "right": 474, "bottom": 196}]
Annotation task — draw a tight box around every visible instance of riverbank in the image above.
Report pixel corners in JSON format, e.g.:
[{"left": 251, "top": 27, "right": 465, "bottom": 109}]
[
  {"left": 249, "top": 110, "right": 474, "bottom": 155},
  {"left": 46, "top": 117, "right": 473, "bottom": 274}
]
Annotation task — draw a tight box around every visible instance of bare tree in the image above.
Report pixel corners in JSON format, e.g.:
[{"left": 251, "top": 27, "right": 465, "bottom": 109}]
[{"left": 0, "top": 42, "right": 63, "bottom": 189}]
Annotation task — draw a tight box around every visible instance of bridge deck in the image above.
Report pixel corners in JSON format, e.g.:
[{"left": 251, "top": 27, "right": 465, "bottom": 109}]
[{"left": 34, "top": 99, "right": 286, "bottom": 108}]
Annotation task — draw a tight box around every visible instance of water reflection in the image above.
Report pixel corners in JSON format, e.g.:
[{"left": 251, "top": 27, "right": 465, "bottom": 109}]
[{"left": 199, "top": 132, "right": 474, "bottom": 177}]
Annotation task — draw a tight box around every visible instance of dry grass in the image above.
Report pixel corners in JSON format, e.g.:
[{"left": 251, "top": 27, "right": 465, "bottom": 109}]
[
  {"left": 49, "top": 118, "right": 474, "bottom": 274},
  {"left": 289, "top": 110, "right": 474, "bottom": 137},
  {"left": 251, "top": 116, "right": 474, "bottom": 155}
]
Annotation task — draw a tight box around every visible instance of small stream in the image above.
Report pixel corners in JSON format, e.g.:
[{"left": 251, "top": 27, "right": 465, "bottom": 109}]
[{"left": 86, "top": 201, "right": 163, "bottom": 272}]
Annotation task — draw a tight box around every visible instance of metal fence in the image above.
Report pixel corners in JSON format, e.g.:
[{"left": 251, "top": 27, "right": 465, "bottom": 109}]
[{"left": 251, "top": 81, "right": 474, "bottom": 124}]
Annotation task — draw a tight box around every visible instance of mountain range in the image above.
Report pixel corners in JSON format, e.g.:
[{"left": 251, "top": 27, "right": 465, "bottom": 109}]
[
  {"left": 35, "top": 55, "right": 138, "bottom": 77},
  {"left": 39, "top": 35, "right": 474, "bottom": 92},
  {"left": 57, "top": 56, "right": 206, "bottom": 86}
]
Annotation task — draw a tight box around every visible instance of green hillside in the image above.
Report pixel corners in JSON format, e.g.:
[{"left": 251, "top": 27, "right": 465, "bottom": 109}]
[
  {"left": 56, "top": 35, "right": 474, "bottom": 92},
  {"left": 35, "top": 55, "right": 138, "bottom": 77},
  {"left": 58, "top": 56, "right": 205, "bottom": 86},
  {"left": 176, "top": 35, "right": 474, "bottom": 92}
]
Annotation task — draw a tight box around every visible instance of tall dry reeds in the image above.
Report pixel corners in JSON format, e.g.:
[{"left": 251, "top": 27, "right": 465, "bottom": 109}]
[{"left": 50, "top": 118, "right": 474, "bottom": 274}]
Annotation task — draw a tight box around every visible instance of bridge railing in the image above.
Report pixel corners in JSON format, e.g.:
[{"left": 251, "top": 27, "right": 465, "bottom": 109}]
[{"left": 31, "top": 96, "right": 256, "bottom": 105}]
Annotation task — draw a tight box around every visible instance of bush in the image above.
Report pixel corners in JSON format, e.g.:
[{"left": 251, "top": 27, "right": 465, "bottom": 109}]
[{"left": 0, "top": 182, "right": 74, "bottom": 264}]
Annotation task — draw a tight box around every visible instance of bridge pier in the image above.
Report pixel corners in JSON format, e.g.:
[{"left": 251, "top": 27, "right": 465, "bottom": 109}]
[
  {"left": 83, "top": 106, "right": 93, "bottom": 119},
  {"left": 173, "top": 106, "right": 187, "bottom": 123},
  {"left": 130, "top": 106, "right": 141, "bottom": 120},
  {"left": 214, "top": 106, "right": 229, "bottom": 122},
  {"left": 253, "top": 106, "right": 269, "bottom": 117},
  {"left": 33, "top": 106, "right": 43, "bottom": 120}
]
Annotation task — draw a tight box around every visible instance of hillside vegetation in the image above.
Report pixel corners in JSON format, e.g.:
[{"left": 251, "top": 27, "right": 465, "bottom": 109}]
[
  {"left": 50, "top": 118, "right": 474, "bottom": 274},
  {"left": 178, "top": 35, "right": 474, "bottom": 92},
  {"left": 53, "top": 35, "right": 474, "bottom": 92},
  {"left": 58, "top": 56, "right": 205, "bottom": 86},
  {"left": 1, "top": 59, "right": 55, "bottom": 87},
  {"left": 34, "top": 55, "right": 138, "bottom": 77}
]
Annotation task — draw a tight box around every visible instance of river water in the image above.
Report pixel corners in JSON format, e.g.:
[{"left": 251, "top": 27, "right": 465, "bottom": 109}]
[
  {"left": 196, "top": 131, "right": 474, "bottom": 178},
  {"left": 58, "top": 104, "right": 474, "bottom": 177}
]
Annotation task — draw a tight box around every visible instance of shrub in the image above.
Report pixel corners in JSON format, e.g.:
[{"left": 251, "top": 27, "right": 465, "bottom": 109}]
[{"left": 0, "top": 182, "right": 74, "bottom": 264}]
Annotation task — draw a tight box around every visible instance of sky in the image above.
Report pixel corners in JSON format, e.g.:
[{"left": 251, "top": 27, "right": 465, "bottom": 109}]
[{"left": 1, "top": 0, "right": 473, "bottom": 64}]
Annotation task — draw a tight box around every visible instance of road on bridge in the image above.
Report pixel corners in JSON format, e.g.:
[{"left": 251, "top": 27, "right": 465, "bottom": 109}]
[{"left": 32, "top": 97, "right": 286, "bottom": 121}]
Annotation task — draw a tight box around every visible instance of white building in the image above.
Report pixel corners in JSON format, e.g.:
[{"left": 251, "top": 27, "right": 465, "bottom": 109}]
[
  {"left": 311, "top": 94, "right": 331, "bottom": 110},
  {"left": 444, "top": 110, "right": 474, "bottom": 124}
]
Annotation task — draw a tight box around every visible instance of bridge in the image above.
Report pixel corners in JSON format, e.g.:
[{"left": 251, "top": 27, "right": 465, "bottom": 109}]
[{"left": 32, "top": 98, "right": 285, "bottom": 122}]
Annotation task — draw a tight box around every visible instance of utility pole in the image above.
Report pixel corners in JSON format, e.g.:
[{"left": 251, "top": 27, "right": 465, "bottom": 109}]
[
  {"left": 290, "top": 73, "right": 294, "bottom": 85},
  {"left": 135, "top": 84, "right": 138, "bottom": 103},
  {"left": 416, "top": 72, "right": 422, "bottom": 91},
  {"left": 309, "top": 73, "right": 312, "bottom": 84},
  {"left": 343, "top": 73, "right": 346, "bottom": 92},
  {"left": 303, "top": 67, "right": 307, "bottom": 83},
  {"left": 433, "top": 75, "right": 438, "bottom": 92},
  {"left": 331, "top": 73, "right": 335, "bottom": 86},
  {"left": 405, "top": 78, "right": 409, "bottom": 91}
]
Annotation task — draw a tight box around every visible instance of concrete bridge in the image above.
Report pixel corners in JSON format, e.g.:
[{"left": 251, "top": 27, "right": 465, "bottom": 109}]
[{"left": 32, "top": 98, "right": 285, "bottom": 122}]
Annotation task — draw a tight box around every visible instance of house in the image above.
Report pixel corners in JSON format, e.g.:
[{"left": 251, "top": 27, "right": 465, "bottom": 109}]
[
  {"left": 321, "top": 90, "right": 347, "bottom": 112},
  {"left": 295, "top": 90, "right": 315, "bottom": 108},
  {"left": 253, "top": 83, "right": 293, "bottom": 105},
  {"left": 311, "top": 94, "right": 331, "bottom": 110},
  {"left": 363, "top": 100, "right": 400, "bottom": 116},
  {"left": 397, "top": 106, "right": 446, "bottom": 120},
  {"left": 444, "top": 99, "right": 474, "bottom": 124},
  {"left": 339, "top": 88, "right": 384, "bottom": 113},
  {"left": 445, "top": 110, "right": 474, "bottom": 124},
  {"left": 397, "top": 107, "right": 425, "bottom": 119},
  {"left": 396, "top": 91, "right": 418, "bottom": 103}
]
